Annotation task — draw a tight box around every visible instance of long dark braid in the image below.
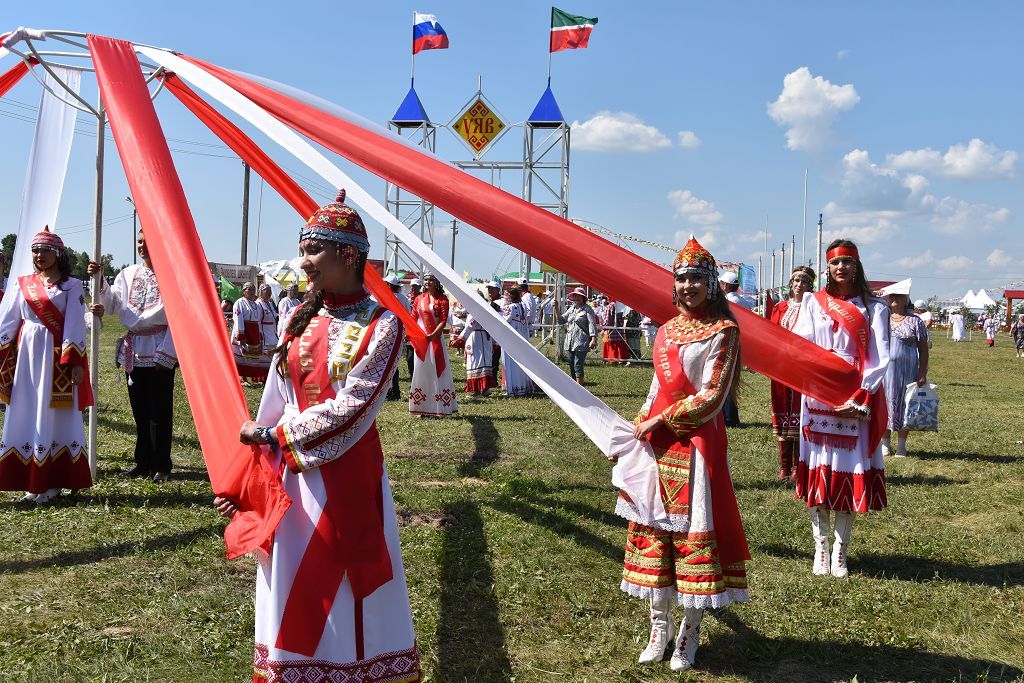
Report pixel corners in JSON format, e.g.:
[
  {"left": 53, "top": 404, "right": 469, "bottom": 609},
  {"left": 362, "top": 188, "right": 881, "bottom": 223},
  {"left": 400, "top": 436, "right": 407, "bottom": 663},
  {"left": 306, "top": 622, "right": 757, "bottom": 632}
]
[{"left": 273, "top": 289, "right": 325, "bottom": 378}]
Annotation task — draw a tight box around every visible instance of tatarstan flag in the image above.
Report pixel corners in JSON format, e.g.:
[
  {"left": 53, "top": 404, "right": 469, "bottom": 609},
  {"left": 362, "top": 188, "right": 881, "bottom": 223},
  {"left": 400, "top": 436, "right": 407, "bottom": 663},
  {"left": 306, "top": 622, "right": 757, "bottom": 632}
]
[{"left": 549, "top": 7, "right": 598, "bottom": 53}]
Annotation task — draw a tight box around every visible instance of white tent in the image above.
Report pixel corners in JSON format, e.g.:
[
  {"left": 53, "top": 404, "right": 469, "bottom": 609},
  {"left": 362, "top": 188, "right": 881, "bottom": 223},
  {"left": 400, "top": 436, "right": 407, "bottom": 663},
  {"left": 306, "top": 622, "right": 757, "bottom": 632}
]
[
  {"left": 960, "top": 289, "right": 976, "bottom": 304},
  {"left": 973, "top": 289, "right": 997, "bottom": 308}
]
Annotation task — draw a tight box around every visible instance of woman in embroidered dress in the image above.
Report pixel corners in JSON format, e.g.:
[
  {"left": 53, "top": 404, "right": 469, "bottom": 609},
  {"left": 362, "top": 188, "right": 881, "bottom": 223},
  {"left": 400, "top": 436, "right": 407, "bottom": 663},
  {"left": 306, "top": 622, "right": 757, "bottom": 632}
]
[
  {"left": 455, "top": 292, "right": 495, "bottom": 397},
  {"left": 232, "top": 282, "right": 270, "bottom": 384},
  {"left": 769, "top": 266, "right": 816, "bottom": 481},
  {"left": 624, "top": 236, "right": 750, "bottom": 673},
  {"left": 792, "top": 238, "right": 889, "bottom": 579},
  {"left": 214, "top": 190, "right": 420, "bottom": 683},
  {"left": 881, "top": 292, "right": 929, "bottom": 458},
  {"left": 408, "top": 274, "right": 457, "bottom": 417},
  {"left": 500, "top": 286, "right": 532, "bottom": 396},
  {"left": 0, "top": 227, "right": 93, "bottom": 506}
]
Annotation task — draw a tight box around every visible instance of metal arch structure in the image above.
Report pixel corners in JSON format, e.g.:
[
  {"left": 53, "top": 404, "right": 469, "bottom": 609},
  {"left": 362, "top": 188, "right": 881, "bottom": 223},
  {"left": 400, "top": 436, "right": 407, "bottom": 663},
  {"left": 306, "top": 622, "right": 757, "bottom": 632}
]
[
  {"left": 383, "top": 96, "right": 437, "bottom": 275},
  {"left": 1, "top": 29, "right": 170, "bottom": 477}
]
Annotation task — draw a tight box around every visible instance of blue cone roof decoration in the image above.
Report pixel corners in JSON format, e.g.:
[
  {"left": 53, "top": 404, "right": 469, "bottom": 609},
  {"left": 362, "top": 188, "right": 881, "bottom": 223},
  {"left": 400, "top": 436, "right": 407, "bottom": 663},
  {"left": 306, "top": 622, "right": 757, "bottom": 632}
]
[
  {"left": 392, "top": 86, "right": 431, "bottom": 124},
  {"left": 528, "top": 85, "right": 565, "bottom": 124}
]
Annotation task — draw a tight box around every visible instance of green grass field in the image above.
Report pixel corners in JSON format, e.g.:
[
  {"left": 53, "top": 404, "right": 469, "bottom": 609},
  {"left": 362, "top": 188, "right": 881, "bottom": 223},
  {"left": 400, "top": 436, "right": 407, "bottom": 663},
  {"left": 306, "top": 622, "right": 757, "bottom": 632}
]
[{"left": 0, "top": 323, "right": 1021, "bottom": 682}]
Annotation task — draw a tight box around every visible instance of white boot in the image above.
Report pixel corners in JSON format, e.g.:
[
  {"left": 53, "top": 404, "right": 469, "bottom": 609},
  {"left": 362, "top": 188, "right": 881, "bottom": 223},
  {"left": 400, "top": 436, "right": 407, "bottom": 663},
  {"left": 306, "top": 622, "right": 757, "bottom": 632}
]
[
  {"left": 832, "top": 511, "right": 854, "bottom": 578},
  {"left": 810, "top": 506, "right": 831, "bottom": 576},
  {"left": 669, "top": 607, "right": 703, "bottom": 672},
  {"left": 637, "top": 594, "right": 675, "bottom": 664},
  {"left": 33, "top": 488, "right": 61, "bottom": 506}
]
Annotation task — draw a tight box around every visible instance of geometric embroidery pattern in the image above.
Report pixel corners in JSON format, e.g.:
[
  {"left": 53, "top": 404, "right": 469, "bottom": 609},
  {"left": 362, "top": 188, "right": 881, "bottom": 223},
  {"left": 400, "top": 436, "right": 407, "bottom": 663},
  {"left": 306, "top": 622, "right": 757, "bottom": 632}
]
[{"left": 253, "top": 642, "right": 421, "bottom": 683}]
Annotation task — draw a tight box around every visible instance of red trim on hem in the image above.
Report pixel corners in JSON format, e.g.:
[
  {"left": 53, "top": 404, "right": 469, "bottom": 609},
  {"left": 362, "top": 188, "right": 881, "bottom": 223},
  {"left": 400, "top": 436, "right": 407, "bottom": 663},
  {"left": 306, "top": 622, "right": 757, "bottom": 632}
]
[{"left": 794, "top": 461, "right": 887, "bottom": 512}]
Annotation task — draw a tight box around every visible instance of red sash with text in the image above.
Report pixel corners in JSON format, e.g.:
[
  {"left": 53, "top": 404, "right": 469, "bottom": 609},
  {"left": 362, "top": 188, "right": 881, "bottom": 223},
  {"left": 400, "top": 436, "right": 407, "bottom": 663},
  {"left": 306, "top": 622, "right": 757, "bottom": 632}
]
[
  {"left": 646, "top": 325, "right": 750, "bottom": 568},
  {"left": 275, "top": 310, "right": 393, "bottom": 659},
  {"left": 0, "top": 275, "right": 93, "bottom": 409},
  {"left": 811, "top": 291, "right": 887, "bottom": 454},
  {"left": 414, "top": 293, "right": 448, "bottom": 377}
]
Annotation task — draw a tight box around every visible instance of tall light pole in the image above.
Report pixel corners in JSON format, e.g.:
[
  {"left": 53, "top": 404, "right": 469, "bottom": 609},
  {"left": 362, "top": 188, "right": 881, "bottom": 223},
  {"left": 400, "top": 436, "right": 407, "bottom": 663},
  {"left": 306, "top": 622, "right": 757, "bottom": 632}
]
[{"left": 125, "top": 196, "right": 137, "bottom": 264}]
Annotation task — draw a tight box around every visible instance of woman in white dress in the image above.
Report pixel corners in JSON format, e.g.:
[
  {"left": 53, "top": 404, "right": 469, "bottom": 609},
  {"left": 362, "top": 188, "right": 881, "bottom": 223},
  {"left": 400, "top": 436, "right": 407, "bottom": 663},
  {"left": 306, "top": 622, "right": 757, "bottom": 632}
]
[
  {"left": 215, "top": 190, "right": 420, "bottom": 682},
  {"left": 0, "top": 227, "right": 93, "bottom": 505},
  {"left": 792, "top": 238, "right": 890, "bottom": 579},
  {"left": 501, "top": 286, "right": 532, "bottom": 396},
  {"left": 950, "top": 311, "right": 967, "bottom": 342},
  {"left": 232, "top": 283, "right": 270, "bottom": 383},
  {"left": 256, "top": 283, "right": 279, "bottom": 361},
  {"left": 408, "top": 274, "right": 457, "bottom": 416},
  {"left": 455, "top": 293, "right": 495, "bottom": 397}
]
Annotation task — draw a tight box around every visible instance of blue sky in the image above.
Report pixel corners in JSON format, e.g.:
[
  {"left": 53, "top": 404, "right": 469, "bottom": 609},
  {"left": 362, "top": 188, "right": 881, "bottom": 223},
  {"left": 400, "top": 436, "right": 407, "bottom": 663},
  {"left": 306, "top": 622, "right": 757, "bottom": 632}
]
[{"left": 1, "top": 2, "right": 1021, "bottom": 300}]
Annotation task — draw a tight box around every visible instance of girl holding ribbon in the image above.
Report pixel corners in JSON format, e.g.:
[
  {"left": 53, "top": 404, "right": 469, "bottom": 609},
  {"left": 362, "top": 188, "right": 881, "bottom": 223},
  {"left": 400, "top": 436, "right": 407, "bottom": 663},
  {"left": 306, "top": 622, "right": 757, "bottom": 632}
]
[
  {"left": 215, "top": 190, "right": 420, "bottom": 682},
  {"left": 791, "top": 238, "right": 890, "bottom": 578},
  {"left": 624, "top": 236, "right": 750, "bottom": 673}
]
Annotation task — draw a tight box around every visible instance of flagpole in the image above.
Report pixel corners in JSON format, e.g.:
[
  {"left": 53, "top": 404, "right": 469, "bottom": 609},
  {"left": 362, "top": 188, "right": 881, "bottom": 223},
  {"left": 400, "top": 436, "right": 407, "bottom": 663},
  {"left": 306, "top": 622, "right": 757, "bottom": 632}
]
[
  {"left": 547, "top": 49, "right": 552, "bottom": 84},
  {"left": 410, "top": 11, "right": 416, "bottom": 87}
]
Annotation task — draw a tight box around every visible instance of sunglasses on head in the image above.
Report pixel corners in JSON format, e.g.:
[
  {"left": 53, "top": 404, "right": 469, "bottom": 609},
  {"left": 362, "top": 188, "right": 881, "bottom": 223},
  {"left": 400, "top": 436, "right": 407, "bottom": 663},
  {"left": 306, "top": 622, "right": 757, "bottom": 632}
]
[{"left": 31, "top": 245, "right": 56, "bottom": 254}]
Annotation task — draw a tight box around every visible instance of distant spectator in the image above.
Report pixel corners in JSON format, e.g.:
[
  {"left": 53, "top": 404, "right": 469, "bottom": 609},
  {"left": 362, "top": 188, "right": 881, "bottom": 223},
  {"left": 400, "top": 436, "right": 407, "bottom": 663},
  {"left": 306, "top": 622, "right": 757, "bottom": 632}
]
[{"left": 554, "top": 287, "right": 597, "bottom": 384}]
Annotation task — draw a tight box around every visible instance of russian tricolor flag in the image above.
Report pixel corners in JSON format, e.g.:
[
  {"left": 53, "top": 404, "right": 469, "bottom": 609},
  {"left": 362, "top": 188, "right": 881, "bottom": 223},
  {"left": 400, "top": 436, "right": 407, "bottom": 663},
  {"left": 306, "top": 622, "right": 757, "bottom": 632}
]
[{"left": 413, "top": 13, "right": 449, "bottom": 54}]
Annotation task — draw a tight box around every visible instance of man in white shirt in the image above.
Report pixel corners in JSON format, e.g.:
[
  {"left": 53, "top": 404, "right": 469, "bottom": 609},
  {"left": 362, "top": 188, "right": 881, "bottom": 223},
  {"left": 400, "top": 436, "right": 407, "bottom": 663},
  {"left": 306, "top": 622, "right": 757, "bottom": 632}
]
[{"left": 278, "top": 284, "right": 303, "bottom": 320}]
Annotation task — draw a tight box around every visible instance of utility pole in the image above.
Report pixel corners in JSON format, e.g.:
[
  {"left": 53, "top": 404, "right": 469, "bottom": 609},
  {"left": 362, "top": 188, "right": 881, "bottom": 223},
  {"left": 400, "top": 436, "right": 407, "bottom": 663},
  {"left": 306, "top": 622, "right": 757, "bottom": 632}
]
[
  {"left": 240, "top": 161, "right": 250, "bottom": 265},
  {"left": 780, "top": 241, "right": 786, "bottom": 298},
  {"left": 125, "top": 196, "right": 137, "bottom": 264},
  {"left": 790, "top": 234, "right": 796, "bottom": 275},
  {"left": 770, "top": 250, "right": 776, "bottom": 292},
  {"left": 816, "top": 213, "right": 823, "bottom": 290},
  {"left": 449, "top": 219, "right": 458, "bottom": 269}
]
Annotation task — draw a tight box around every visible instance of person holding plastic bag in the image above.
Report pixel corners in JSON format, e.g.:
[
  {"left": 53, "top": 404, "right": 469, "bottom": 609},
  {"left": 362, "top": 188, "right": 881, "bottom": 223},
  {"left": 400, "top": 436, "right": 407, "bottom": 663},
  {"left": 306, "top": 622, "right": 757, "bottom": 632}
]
[{"left": 881, "top": 291, "right": 929, "bottom": 457}]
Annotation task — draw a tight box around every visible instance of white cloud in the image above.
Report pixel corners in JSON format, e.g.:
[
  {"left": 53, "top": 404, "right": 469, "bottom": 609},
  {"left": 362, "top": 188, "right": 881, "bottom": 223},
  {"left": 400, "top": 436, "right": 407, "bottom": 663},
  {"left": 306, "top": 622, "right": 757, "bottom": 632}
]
[
  {"left": 677, "top": 130, "right": 702, "bottom": 149},
  {"left": 822, "top": 216, "right": 898, "bottom": 245},
  {"left": 929, "top": 197, "right": 1010, "bottom": 235},
  {"left": 987, "top": 249, "right": 1013, "bottom": 268},
  {"left": 667, "top": 190, "right": 725, "bottom": 226},
  {"left": 767, "top": 67, "right": 860, "bottom": 151},
  {"left": 571, "top": 111, "right": 672, "bottom": 152},
  {"left": 936, "top": 255, "right": 972, "bottom": 270},
  {"left": 836, "top": 149, "right": 925, "bottom": 212},
  {"left": 895, "top": 250, "right": 934, "bottom": 269},
  {"left": 836, "top": 49, "right": 851, "bottom": 60},
  {"left": 886, "top": 138, "right": 1018, "bottom": 180}
]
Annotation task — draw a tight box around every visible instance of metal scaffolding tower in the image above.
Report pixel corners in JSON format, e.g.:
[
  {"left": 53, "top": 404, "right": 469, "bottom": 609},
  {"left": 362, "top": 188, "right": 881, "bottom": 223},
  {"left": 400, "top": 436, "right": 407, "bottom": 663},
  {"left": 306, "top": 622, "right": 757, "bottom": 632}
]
[{"left": 383, "top": 85, "right": 437, "bottom": 275}]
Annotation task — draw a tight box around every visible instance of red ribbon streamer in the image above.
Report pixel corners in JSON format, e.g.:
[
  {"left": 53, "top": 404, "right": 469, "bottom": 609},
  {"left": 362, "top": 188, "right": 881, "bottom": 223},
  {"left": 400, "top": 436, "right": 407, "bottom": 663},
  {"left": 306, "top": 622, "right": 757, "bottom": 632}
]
[
  {"left": 181, "top": 55, "right": 861, "bottom": 408},
  {"left": 89, "top": 36, "right": 290, "bottom": 559},
  {"left": 160, "top": 73, "right": 427, "bottom": 360},
  {"left": 0, "top": 60, "right": 30, "bottom": 99}
]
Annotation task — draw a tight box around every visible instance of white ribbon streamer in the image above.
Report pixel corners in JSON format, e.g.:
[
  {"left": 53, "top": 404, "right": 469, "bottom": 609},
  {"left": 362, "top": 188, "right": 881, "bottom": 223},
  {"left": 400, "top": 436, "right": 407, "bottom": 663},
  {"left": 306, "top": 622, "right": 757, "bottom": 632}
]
[
  {"left": 0, "top": 66, "right": 79, "bottom": 317},
  {"left": 136, "top": 47, "right": 666, "bottom": 526}
]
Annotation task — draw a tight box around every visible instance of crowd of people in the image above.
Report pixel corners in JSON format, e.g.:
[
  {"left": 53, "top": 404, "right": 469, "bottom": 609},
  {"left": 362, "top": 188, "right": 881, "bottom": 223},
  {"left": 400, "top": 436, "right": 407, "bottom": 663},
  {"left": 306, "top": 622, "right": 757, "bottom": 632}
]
[{"left": 2, "top": 188, "right": 1020, "bottom": 679}]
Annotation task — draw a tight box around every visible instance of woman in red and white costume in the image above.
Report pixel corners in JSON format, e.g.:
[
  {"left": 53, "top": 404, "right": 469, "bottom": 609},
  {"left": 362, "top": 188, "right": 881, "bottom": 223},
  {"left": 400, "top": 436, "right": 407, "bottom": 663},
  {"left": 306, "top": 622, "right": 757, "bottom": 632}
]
[
  {"left": 623, "top": 236, "right": 750, "bottom": 673},
  {"left": 768, "top": 265, "right": 816, "bottom": 480},
  {"left": 0, "top": 227, "right": 93, "bottom": 505},
  {"left": 792, "top": 239, "right": 890, "bottom": 578},
  {"left": 408, "top": 274, "right": 457, "bottom": 416},
  {"left": 216, "top": 191, "right": 420, "bottom": 683}
]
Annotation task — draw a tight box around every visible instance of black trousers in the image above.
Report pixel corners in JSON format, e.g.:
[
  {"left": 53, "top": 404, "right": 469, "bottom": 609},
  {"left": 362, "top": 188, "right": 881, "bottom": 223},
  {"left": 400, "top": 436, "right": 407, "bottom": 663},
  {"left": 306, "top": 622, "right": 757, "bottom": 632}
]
[
  {"left": 127, "top": 366, "right": 175, "bottom": 473},
  {"left": 405, "top": 344, "right": 414, "bottom": 379},
  {"left": 722, "top": 394, "right": 740, "bottom": 427}
]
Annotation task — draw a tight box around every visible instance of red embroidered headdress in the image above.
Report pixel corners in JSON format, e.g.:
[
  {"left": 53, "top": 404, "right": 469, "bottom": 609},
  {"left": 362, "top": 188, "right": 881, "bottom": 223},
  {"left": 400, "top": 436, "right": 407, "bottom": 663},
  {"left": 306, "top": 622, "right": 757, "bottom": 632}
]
[
  {"left": 300, "top": 189, "right": 369, "bottom": 253},
  {"left": 673, "top": 234, "right": 721, "bottom": 300},
  {"left": 31, "top": 225, "right": 64, "bottom": 252}
]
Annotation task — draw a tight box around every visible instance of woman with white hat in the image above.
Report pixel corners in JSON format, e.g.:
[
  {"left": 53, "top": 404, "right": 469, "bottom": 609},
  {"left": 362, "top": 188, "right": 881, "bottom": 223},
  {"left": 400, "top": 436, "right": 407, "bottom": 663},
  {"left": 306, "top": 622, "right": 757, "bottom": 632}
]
[
  {"left": 882, "top": 286, "right": 929, "bottom": 457},
  {"left": 554, "top": 287, "right": 597, "bottom": 384}
]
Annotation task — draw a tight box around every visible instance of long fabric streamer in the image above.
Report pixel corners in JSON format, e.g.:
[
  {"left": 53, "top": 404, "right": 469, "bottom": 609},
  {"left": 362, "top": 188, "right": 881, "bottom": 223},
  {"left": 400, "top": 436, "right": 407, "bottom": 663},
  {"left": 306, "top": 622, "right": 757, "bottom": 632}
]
[
  {"left": 88, "top": 36, "right": 290, "bottom": 558},
  {"left": 0, "top": 60, "right": 29, "bottom": 99},
  {"left": 180, "top": 55, "right": 862, "bottom": 409},
  {"left": 136, "top": 46, "right": 666, "bottom": 524},
  {"left": 158, "top": 72, "right": 427, "bottom": 359},
  {"left": 0, "top": 65, "right": 78, "bottom": 327}
]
